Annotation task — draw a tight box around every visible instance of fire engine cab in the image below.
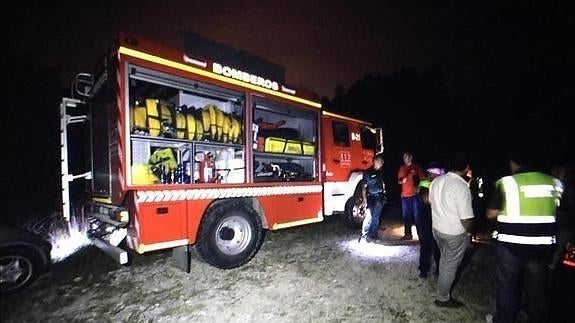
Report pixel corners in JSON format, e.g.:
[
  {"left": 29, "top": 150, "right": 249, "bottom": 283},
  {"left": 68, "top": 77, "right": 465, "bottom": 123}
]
[{"left": 60, "top": 33, "right": 383, "bottom": 271}]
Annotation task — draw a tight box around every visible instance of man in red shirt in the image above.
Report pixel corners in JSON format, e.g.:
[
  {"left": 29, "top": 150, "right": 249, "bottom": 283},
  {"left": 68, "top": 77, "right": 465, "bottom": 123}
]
[{"left": 397, "top": 152, "right": 426, "bottom": 240}]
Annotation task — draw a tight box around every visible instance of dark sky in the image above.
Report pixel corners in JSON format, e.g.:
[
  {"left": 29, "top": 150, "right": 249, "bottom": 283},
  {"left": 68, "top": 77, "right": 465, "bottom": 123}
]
[
  {"left": 8, "top": 1, "right": 575, "bottom": 97},
  {"left": 6, "top": 0, "right": 509, "bottom": 98}
]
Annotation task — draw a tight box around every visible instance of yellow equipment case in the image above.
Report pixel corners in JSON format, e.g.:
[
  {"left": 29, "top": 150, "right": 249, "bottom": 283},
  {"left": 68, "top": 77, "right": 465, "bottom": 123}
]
[{"left": 263, "top": 137, "right": 315, "bottom": 156}]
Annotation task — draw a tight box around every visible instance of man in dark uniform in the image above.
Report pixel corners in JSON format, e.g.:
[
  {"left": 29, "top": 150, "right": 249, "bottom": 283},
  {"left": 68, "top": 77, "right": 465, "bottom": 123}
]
[{"left": 359, "top": 154, "right": 386, "bottom": 242}]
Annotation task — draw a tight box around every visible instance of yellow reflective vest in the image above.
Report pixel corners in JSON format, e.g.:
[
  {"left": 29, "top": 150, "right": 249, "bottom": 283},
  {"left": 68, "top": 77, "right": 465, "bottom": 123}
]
[{"left": 496, "top": 171, "right": 563, "bottom": 245}]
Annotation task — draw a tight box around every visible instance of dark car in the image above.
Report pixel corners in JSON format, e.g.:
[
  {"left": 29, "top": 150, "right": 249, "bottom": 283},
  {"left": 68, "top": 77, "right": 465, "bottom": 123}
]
[{"left": 0, "top": 225, "right": 52, "bottom": 294}]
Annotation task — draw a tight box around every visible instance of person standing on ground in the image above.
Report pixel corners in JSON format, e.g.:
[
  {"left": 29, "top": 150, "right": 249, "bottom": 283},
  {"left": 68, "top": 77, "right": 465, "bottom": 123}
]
[
  {"left": 550, "top": 166, "right": 575, "bottom": 271},
  {"left": 397, "top": 152, "right": 426, "bottom": 240},
  {"left": 429, "top": 153, "right": 475, "bottom": 308},
  {"left": 416, "top": 165, "right": 443, "bottom": 278},
  {"left": 359, "top": 154, "right": 386, "bottom": 242},
  {"left": 486, "top": 154, "right": 563, "bottom": 323}
]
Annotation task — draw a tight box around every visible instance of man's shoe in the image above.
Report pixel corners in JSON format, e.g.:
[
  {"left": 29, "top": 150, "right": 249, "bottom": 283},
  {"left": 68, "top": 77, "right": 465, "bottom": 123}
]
[
  {"left": 434, "top": 298, "right": 464, "bottom": 308},
  {"left": 358, "top": 235, "right": 373, "bottom": 243},
  {"left": 400, "top": 234, "right": 413, "bottom": 241},
  {"left": 418, "top": 272, "right": 428, "bottom": 279}
]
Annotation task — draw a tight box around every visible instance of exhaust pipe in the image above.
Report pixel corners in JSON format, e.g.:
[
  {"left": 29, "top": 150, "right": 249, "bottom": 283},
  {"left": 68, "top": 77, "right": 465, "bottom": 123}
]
[{"left": 90, "top": 237, "right": 129, "bottom": 265}]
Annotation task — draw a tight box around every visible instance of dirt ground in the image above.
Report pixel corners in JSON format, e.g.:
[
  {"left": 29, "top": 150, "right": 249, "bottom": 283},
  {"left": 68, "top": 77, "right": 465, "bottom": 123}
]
[{"left": 1, "top": 207, "right": 505, "bottom": 323}]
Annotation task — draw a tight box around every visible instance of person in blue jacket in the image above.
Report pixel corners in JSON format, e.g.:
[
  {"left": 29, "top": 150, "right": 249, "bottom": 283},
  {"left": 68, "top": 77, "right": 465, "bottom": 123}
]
[{"left": 359, "top": 154, "right": 386, "bottom": 242}]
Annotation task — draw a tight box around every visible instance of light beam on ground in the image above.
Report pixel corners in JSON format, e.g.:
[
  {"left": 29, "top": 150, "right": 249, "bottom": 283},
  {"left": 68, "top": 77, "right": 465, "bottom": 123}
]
[
  {"left": 48, "top": 217, "right": 91, "bottom": 262},
  {"left": 341, "top": 238, "right": 412, "bottom": 258}
]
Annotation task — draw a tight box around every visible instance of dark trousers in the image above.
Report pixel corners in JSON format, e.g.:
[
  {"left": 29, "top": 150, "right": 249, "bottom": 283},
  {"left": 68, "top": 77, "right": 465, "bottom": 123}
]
[
  {"left": 401, "top": 195, "right": 420, "bottom": 236},
  {"left": 415, "top": 201, "right": 440, "bottom": 275},
  {"left": 362, "top": 199, "right": 384, "bottom": 239},
  {"left": 494, "top": 243, "right": 552, "bottom": 323}
]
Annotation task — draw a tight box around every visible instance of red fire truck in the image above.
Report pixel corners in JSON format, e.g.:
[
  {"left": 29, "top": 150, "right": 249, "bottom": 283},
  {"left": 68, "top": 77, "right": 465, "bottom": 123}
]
[{"left": 60, "top": 33, "right": 383, "bottom": 271}]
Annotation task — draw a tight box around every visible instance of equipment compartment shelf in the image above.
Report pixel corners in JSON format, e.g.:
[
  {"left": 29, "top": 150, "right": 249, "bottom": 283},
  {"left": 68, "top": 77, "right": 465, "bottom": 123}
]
[
  {"left": 130, "top": 137, "right": 246, "bottom": 185},
  {"left": 253, "top": 151, "right": 316, "bottom": 160},
  {"left": 131, "top": 134, "right": 243, "bottom": 149},
  {"left": 253, "top": 152, "right": 316, "bottom": 183}
]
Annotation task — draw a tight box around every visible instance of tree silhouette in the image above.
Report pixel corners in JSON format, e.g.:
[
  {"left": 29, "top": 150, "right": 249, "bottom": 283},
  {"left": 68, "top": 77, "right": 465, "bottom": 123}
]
[{"left": 326, "top": 56, "right": 575, "bottom": 199}]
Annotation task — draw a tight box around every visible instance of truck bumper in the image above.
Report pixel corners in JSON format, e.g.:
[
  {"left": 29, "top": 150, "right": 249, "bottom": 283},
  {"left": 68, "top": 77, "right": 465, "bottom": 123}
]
[
  {"left": 90, "top": 237, "right": 129, "bottom": 265},
  {"left": 84, "top": 201, "right": 130, "bottom": 265}
]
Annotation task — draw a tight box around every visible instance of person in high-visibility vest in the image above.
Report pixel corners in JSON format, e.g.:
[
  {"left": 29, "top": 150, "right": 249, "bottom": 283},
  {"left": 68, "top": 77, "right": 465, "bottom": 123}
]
[{"left": 486, "top": 153, "right": 563, "bottom": 323}]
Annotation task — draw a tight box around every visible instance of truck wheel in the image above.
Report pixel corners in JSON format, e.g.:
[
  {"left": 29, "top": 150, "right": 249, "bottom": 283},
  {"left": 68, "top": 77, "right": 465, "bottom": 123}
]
[
  {"left": 340, "top": 197, "right": 365, "bottom": 230},
  {"left": 197, "top": 201, "right": 264, "bottom": 269}
]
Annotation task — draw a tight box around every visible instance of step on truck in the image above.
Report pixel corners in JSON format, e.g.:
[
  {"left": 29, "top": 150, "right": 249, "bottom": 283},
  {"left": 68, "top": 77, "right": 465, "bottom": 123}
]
[{"left": 60, "top": 32, "right": 383, "bottom": 271}]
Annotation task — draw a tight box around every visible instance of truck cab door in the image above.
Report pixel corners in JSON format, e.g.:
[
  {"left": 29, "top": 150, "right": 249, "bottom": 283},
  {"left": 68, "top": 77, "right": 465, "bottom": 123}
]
[{"left": 322, "top": 118, "right": 361, "bottom": 182}]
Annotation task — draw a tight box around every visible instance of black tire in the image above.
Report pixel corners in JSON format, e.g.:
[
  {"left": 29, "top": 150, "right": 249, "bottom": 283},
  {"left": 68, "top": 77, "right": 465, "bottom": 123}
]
[
  {"left": 196, "top": 200, "right": 264, "bottom": 269},
  {"left": 340, "top": 196, "right": 365, "bottom": 230},
  {"left": 0, "top": 247, "right": 43, "bottom": 294}
]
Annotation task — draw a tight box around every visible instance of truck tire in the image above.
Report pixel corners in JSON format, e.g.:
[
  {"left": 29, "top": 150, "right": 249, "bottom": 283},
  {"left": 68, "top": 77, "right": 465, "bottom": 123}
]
[
  {"left": 197, "top": 200, "right": 264, "bottom": 269},
  {"left": 340, "top": 196, "right": 365, "bottom": 230}
]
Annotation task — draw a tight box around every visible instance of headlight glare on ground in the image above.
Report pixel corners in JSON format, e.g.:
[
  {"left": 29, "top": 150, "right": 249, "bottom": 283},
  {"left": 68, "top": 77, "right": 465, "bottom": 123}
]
[{"left": 48, "top": 217, "right": 91, "bottom": 263}]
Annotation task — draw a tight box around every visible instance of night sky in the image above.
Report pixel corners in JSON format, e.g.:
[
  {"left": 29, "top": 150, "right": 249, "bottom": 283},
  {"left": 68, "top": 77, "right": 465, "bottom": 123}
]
[
  {"left": 7, "top": 0, "right": 523, "bottom": 97},
  {"left": 4, "top": 1, "right": 575, "bottom": 221}
]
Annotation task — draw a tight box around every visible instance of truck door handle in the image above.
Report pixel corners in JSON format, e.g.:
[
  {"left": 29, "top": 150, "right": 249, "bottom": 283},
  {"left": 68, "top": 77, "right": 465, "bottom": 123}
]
[
  {"left": 156, "top": 207, "right": 169, "bottom": 215},
  {"left": 361, "top": 161, "right": 368, "bottom": 164},
  {"left": 333, "top": 159, "right": 340, "bottom": 163}
]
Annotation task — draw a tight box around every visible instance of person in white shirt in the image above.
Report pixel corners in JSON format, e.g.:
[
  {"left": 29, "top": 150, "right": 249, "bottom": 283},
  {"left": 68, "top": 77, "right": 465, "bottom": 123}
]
[{"left": 429, "top": 153, "right": 475, "bottom": 308}]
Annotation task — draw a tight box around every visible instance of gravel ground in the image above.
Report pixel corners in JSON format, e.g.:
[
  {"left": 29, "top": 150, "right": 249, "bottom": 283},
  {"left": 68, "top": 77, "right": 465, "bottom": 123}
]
[{"left": 1, "top": 211, "right": 499, "bottom": 323}]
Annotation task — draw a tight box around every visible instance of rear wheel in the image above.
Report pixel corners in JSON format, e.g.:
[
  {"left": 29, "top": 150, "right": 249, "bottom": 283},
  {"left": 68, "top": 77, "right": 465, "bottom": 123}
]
[
  {"left": 340, "top": 196, "right": 365, "bottom": 229},
  {"left": 197, "top": 200, "right": 264, "bottom": 269}
]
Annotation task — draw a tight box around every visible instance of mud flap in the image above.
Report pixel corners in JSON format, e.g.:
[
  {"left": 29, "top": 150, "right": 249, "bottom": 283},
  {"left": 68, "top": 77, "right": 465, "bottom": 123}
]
[{"left": 171, "top": 245, "right": 191, "bottom": 273}]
